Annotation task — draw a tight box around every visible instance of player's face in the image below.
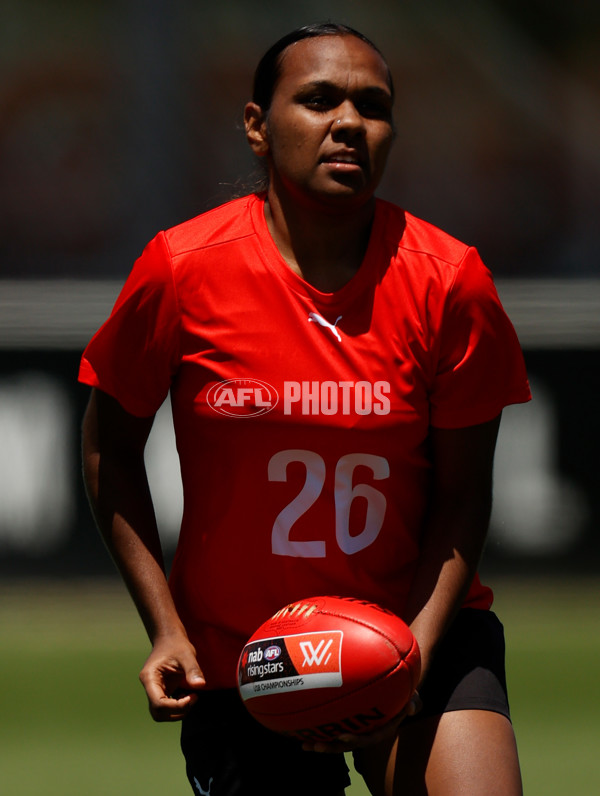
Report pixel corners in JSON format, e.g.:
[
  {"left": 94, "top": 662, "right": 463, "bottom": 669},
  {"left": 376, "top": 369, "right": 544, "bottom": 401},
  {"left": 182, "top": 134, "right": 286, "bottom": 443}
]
[{"left": 247, "top": 35, "right": 395, "bottom": 211}]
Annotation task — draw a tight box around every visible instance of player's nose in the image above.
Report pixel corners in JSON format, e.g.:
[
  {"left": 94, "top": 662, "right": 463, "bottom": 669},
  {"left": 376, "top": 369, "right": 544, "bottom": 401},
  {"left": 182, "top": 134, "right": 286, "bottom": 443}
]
[{"left": 331, "top": 100, "right": 366, "bottom": 134}]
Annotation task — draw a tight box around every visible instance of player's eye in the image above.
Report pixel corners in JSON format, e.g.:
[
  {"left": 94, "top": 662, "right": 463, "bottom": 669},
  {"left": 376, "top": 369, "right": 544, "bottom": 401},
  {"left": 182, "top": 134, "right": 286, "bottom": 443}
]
[
  {"left": 303, "top": 95, "right": 335, "bottom": 111},
  {"left": 295, "top": 84, "right": 341, "bottom": 112},
  {"left": 357, "top": 98, "right": 393, "bottom": 121}
]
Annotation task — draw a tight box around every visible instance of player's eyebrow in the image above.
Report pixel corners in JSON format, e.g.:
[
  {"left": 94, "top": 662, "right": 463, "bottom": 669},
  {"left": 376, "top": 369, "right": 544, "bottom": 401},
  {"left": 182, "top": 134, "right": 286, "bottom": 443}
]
[
  {"left": 295, "top": 79, "right": 392, "bottom": 100},
  {"left": 293, "top": 80, "right": 340, "bottom": 96}
]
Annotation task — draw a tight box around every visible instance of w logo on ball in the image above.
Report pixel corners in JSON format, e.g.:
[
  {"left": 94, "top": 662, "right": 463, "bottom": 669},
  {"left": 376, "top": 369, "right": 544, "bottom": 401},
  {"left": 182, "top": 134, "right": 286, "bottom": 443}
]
[
  {"left": 300, "top": 638, "right": 334, "bottom": 667},
  {"left": 286, "top": 631, "right": 343, "bottom": 678}
]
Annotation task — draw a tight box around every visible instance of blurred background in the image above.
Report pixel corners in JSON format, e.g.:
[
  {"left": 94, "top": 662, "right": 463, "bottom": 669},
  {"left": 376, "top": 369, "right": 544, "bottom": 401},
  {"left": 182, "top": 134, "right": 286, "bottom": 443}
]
[
  {"left": 1, "top": 2, "right": 599, "bottom": 794},
  {"left": 1, "top": 0, "right": 598, "bottom": 578}
]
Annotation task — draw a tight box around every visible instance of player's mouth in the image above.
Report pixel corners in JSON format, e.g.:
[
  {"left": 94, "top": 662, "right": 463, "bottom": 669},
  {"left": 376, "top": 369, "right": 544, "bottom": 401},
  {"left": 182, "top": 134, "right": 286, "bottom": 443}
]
[{"left": 320, "top": 150, "right": 364, "bottom": 172}]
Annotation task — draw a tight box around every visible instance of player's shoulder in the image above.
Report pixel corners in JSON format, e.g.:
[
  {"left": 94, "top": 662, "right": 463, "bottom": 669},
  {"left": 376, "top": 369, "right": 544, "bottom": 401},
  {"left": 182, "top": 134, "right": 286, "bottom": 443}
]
[
  {"left": 377, "top": 199, "right": 470, "bottom": 268},
  {"left": 162, "top": 193, "right": 261, "bottom": 257}
]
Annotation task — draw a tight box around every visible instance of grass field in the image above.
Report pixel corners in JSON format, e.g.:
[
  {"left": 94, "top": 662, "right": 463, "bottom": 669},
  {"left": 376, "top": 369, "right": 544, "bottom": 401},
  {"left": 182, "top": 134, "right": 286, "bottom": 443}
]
[{"left": 1, "top": 577, "right": 599, "bottom": 795}]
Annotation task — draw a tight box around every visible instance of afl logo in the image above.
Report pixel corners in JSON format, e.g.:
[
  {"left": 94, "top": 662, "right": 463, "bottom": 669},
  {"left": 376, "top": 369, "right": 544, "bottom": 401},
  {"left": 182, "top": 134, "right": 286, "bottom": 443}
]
[
  {"left": 265, "top": 645, "right": 282, "bottom": 661},
  {"left": 206, "top": 379, "right": 279, "bottom": 418}
]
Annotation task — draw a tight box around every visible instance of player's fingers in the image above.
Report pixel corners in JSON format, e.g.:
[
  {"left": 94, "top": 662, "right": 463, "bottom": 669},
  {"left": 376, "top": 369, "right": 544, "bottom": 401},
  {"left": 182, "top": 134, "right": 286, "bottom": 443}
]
[
  {"left": 302, "top": 702, "right": 416, "bottom": 754},
  {"left": 183, "top": 661, "right": 206, "bottom": 689},
  {"left": 140, "top": 668, "right": 192, "bottom": 718},
  {"left": 304, "top": 731, "right": 386, "bottom": 754},
  {"left": 407, "top": 690, "right": 423, "bottom": 716},
  {"left": 148, "top": 691, "right": 199, "bottom": 722}
]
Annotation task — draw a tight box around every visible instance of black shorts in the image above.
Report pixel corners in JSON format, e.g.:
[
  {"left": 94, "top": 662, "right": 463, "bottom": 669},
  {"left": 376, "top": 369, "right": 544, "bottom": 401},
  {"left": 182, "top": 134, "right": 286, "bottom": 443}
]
[
  {"left": 404, "top": 608, "right": 511, "bottom": 723},
  {"left": 180, "top": 609, "right": 510, "bottom": 795}
]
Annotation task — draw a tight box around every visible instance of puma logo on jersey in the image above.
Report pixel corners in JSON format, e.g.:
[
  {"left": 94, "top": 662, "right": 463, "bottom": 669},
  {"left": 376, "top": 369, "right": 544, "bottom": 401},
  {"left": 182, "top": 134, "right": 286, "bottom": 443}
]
[
  {"left": 308, "top": 312, "right": 343, "bottom": 342},
  {"left": 194, "top": 776, "right": 213, "bottom": 795}
]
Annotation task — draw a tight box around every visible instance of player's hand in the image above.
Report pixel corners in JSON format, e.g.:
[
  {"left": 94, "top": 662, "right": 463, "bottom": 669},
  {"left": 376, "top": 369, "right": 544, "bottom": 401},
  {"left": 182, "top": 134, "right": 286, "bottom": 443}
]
[
  {"left": 300, "top": 692, "right": 422, "bottom": 754},
  {"left": 139, "top": 634, "right": 206, "bottom": 722}
]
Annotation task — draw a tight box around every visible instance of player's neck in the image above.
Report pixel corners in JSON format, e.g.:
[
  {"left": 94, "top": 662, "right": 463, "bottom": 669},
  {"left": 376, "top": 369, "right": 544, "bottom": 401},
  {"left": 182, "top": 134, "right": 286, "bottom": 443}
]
[{"left": 264, "top": 191, "right": 375, "bottom": 293}]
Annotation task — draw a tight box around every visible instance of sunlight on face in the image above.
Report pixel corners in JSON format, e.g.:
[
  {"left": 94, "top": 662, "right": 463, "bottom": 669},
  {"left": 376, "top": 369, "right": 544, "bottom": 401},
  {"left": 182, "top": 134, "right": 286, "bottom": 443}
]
[{"left": 263, "top": 35, "right": 395, "bottom": 208}]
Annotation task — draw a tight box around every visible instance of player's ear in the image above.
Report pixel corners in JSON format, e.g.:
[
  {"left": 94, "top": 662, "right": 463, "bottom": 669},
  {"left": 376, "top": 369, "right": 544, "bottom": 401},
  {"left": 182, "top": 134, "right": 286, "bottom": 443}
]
[{"left": 244, "top": 102, "right": 269, "bottom": 157}]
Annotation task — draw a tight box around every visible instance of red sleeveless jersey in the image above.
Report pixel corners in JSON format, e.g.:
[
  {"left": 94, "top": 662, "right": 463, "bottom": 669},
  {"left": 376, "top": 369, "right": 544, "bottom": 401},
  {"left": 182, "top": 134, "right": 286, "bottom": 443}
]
[{"left": 80, "top": 194, "right": 530, "bottom": 688}]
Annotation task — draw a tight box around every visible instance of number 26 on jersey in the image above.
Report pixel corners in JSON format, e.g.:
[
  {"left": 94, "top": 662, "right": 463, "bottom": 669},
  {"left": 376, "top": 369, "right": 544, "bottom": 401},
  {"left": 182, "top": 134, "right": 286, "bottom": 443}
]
[{"left": 268, "top": 449, "right": 390, "bottom": 558}]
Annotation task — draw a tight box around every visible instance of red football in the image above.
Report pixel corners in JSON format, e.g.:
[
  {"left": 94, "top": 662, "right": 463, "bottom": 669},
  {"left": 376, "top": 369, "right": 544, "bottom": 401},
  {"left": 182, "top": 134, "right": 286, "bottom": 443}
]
[{"left": 236, "top": 595, "right": 420, "bottom": 742}]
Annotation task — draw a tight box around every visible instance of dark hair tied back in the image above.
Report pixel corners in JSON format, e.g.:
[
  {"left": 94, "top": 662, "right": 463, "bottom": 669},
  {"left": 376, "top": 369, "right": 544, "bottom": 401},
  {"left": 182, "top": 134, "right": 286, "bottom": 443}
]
[{"left": 252, "top": 22, "right": 394, "bottom": 112}]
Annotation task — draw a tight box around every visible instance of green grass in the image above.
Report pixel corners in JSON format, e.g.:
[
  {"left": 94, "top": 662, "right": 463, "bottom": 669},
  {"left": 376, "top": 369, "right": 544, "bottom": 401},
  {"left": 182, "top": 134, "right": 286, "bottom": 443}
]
[
  {"left": 494, "top": 579, "right": 600, "bottom": 795},
  {"left": 0, "top": 582, "right": 188, "bottom": 796},
  {"left": 1, "top": 578, "right": 599, "bottom": 795}
]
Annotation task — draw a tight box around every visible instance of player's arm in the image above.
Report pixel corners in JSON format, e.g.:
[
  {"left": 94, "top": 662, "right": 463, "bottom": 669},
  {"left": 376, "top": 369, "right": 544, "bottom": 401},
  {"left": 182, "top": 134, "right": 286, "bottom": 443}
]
[
  {"left": 82, "top": 388, "right": 205, "bottom": 720},
  {"left": 302, "top": 418, "right": 501, "bottom": 754},
  {"left": 403, "top": 414, "right": 502, "bottom": 685}
]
